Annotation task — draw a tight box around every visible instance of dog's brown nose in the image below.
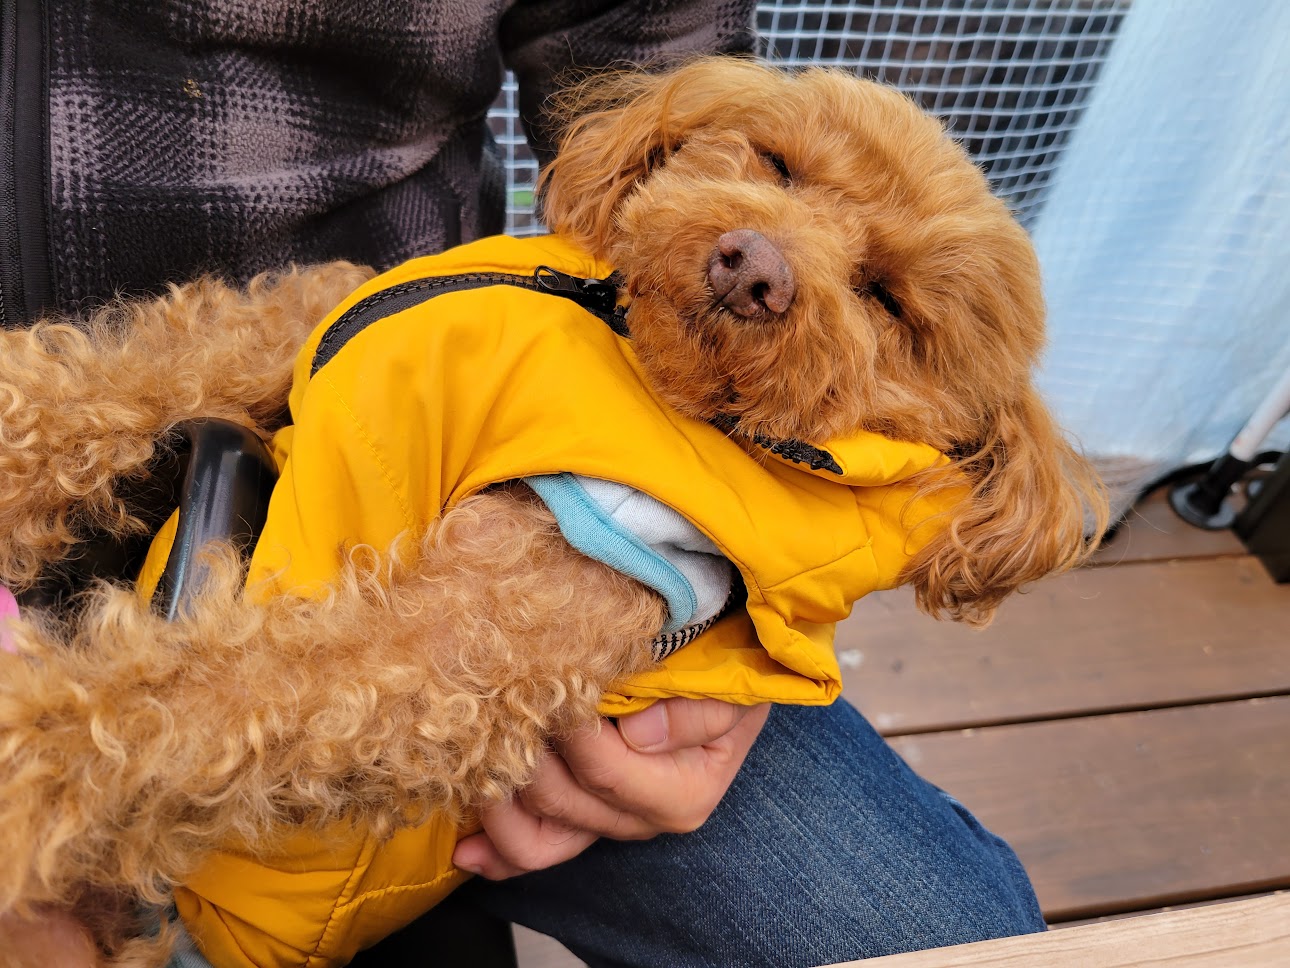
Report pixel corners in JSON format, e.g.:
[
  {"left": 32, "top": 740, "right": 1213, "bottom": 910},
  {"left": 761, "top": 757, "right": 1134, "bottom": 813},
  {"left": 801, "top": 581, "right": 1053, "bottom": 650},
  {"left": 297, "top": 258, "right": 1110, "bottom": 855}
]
[{"left": 707, "top": 229, "right": 796, "bottom": 317}]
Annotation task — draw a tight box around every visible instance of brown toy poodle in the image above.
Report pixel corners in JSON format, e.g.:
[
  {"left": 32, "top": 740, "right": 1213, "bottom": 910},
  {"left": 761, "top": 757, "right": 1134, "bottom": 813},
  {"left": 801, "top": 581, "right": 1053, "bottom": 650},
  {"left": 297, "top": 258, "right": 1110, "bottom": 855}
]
[{"left": 0, "top": 57, "right": 1105, "bottom": 966}]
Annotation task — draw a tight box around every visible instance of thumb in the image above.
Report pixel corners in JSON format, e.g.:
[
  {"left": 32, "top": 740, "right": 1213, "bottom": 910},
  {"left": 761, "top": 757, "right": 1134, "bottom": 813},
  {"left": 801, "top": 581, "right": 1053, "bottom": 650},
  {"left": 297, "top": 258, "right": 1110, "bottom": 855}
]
[{"left": 618, "top": 698, "right": 760, "bottom": 753}]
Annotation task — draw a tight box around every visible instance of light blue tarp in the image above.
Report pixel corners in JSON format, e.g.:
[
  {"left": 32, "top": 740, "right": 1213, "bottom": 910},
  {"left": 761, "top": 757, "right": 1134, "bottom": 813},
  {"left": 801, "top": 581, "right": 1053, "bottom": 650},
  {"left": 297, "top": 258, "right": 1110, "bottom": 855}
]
[{"left": 1031, "top": 0, "right": 1290, "bottom": 513}]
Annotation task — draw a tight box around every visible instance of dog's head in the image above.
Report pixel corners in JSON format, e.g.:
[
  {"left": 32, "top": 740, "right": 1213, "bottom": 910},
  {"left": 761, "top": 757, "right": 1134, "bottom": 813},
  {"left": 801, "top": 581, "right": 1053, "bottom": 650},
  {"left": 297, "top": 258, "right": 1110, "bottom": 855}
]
[{"left": 540, "top": 57, "right": 1106, "bottom": 625}]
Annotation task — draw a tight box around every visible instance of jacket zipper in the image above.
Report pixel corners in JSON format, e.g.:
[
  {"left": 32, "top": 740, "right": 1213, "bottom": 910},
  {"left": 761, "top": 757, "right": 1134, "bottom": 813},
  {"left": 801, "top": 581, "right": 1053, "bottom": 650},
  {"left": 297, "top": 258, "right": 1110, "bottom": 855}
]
[
  {"left": 308, "top": 263, "right": 843, "bottom": 475},
  {"left": 0, "top": 0, "right": 50, "bottom": 329},
  {"left": 310, "top": 265, "right": 627, "bottom": 376}
]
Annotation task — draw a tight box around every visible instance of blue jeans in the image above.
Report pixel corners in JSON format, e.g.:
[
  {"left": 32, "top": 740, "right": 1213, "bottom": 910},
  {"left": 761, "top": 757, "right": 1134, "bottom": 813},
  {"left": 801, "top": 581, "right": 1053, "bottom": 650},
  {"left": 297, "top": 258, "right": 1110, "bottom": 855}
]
[{"left": 459, "top": 699, "right": 1045, "bottom": 967}]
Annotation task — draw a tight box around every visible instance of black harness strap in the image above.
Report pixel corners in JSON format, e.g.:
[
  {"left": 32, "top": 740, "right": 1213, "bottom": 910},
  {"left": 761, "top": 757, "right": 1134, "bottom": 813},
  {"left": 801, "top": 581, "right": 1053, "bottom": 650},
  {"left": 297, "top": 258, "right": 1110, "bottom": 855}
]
[
  {"left": 708, "top": 414, "right": 844, "bottom": 476},
  {"left": 309, "top": 264, "right": 842, "bottom": 475},
  {"left": 310, "top": 266, "right": 627, "bottom": 376}
]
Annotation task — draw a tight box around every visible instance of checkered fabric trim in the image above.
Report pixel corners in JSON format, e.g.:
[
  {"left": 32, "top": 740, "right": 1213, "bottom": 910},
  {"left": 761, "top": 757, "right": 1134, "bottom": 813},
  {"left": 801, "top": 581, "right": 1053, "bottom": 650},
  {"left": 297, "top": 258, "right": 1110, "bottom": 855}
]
[{"left": 649, "top": 588, "right": 737, "bottom": 663}]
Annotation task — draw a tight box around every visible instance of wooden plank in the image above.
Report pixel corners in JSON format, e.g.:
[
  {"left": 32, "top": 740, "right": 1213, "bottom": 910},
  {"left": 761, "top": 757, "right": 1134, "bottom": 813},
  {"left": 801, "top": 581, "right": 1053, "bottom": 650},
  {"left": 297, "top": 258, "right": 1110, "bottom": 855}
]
[
  {"left": 515, "top": 898, "right": 1290, "bottom": 968},
  {"left": 837, "top": 895, "right": 1290, "bottom": 967},
  {"left": 839, "top": 556, "right": 1290, "bottom": 735},
  {"left": 889, "top": 698, "right": 1290, "bottom": 921},
  {"left": 514, "top": 926, "right": 585, "bottom": 968},
  {"left": 510, "top": 897, "right": 1290, "bottom": 968},
  {"left": 1055, "top": 889, "right": 1286, "bottom": 928},
  {"left": 1092, "top": 489, "right": 1246, "bottom": 566}
]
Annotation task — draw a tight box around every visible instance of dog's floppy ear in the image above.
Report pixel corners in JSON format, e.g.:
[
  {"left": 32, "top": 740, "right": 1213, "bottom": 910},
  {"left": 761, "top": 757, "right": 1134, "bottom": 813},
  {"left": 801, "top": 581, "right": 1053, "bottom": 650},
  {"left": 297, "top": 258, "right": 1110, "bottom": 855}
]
[
  {"left": 904, "top": 389, "right": 1108, "bottom": 627},
  {"left": 539, "top": 58, "right": 773, "bottom": 254},
  {"left": 538, "top": 67, "right": 684, "bottom": 253}
]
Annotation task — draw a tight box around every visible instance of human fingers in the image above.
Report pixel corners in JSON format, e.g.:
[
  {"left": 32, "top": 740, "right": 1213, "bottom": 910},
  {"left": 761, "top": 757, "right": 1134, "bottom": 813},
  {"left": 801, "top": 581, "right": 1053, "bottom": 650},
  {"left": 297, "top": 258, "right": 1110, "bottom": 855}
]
[
  {"left": 617, "top": 696, "right": 762, "bottom": 753},
  {"left": 552, "top": 699, "right": 770, "bottom": 833},
  {"left": 451, "top": 792, "right": 599, "bottom": 881},
  {"left": 514, "top": 743, "right": 659, "bottom": 840}
]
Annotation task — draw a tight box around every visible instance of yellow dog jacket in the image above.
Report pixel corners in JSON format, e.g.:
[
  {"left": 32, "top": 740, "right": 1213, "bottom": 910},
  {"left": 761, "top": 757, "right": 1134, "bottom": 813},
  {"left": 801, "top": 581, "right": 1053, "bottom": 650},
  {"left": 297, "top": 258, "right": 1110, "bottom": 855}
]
[{"left": 158, "top": 233, "right": 957, "bottom": 967}]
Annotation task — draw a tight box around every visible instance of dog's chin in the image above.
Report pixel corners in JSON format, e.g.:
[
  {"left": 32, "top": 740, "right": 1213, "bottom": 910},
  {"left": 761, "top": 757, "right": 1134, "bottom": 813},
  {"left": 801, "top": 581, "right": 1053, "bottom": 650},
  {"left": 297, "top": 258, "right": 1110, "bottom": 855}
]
[
  {"left": 625, "top": 307, "right": 844, "bottom": 446},
  {"left": 623, "top": 298, "right": 728, "bottom": 410},
  {"left": 615, "top": 239, "right": 874, "bottom": 445}
]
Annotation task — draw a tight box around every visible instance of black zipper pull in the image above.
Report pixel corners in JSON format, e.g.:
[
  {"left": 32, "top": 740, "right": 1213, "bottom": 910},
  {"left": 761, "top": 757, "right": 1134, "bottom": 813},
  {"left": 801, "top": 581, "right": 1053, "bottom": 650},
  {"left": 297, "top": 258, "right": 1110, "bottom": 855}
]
[{"left": 534, "top": 265, "right": 619, "bottom": 315}]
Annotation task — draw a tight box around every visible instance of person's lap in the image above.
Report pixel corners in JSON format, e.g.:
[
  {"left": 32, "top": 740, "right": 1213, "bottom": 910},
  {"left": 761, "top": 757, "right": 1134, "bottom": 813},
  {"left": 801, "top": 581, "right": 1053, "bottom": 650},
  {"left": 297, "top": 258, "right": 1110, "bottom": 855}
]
[
  {"left": 460, "top": 698, "right": 1045, "bottom": 967},
  {"left": 175, "top": 698, "right": 1043, "bottom": 967}
]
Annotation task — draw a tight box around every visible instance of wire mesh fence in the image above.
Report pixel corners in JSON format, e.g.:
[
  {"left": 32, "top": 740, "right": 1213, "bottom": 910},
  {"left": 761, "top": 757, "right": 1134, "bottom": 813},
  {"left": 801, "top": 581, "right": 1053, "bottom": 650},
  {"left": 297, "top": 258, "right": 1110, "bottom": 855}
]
[{"left": 487, "top": 0, "right": 1131, "bottom": 235}]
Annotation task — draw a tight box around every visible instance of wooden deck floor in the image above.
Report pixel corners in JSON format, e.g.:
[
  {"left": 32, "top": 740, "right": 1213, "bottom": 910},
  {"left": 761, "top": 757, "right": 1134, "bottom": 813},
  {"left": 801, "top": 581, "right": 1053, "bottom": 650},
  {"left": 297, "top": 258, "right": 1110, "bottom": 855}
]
[{"left": 516, "top": 491, "right": 1290, "bottom": 965}]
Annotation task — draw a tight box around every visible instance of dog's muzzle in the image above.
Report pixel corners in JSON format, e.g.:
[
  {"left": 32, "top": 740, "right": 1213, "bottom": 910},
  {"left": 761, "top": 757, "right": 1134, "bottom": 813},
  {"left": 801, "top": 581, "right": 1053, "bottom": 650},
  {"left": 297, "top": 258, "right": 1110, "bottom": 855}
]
[{"left": 707, "top": 229, "right": 796, "bottom": 318}]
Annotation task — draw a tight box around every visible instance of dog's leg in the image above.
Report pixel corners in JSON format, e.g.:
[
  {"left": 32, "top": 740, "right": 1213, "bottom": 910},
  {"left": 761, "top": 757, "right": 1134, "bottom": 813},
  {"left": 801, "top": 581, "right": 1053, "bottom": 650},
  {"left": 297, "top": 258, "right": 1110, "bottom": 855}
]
[
  {"left": 0, "top": 484, "right": 665, "bottom": 928},
  {"left": 0, "top": 262, "right": 374, "bottom": 588}
]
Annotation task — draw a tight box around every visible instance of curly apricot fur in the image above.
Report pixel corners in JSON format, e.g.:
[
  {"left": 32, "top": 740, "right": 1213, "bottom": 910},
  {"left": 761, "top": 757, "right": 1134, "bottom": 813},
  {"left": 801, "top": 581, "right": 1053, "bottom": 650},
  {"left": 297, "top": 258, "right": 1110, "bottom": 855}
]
[
  {"left": 0, "top": 57, "right": 1106, "bottom": 964},
  {"left": 0, "top": 488, "right": 662, "bottom": 965},
  {"left": 0, "top": 264, "right": 373, "bottom": 589},
  {"left": 541, "top": 58, "right": 1107, "bottom": 624}
]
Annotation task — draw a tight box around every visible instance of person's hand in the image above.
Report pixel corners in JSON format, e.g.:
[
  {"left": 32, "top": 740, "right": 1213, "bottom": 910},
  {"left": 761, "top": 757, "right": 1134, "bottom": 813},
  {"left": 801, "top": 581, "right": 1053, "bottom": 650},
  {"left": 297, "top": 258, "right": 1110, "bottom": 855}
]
[
  {"left": 0, "top": 584, "right": 21, "bottom": 653},
  {"left": 0, "top": 907, "right": 101, "bottom": 968},
  {"left": 452, "top": 698, "right": 770, "bottom": 880}
]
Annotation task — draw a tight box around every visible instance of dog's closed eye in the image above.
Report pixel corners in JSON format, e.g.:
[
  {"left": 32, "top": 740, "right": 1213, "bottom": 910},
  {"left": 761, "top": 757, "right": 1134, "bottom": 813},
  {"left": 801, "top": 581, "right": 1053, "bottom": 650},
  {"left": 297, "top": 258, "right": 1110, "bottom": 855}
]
[
  {"left": 854, "top": 280, "right": 904, "bottom": 319},
  {"left": 645, "top": 140, "right": 687, "bottom": 175},
  {"left": 759, "top": 151, "right": 792, "bottom": 185}
]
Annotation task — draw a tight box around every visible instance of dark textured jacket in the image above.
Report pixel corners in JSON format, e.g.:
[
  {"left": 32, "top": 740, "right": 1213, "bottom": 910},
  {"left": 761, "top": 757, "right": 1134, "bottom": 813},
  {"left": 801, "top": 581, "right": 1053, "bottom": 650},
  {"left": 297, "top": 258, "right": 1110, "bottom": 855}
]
[{"left": 0, "top": 0, "right": 756, "bottom": 327}]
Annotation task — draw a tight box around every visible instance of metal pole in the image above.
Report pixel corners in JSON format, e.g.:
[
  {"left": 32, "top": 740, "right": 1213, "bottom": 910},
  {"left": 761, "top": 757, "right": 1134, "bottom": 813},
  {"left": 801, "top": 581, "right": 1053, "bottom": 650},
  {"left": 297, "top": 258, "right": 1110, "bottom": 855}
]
[{"left": 1169, "top": 368, "right": 1290, "bottom": 530}]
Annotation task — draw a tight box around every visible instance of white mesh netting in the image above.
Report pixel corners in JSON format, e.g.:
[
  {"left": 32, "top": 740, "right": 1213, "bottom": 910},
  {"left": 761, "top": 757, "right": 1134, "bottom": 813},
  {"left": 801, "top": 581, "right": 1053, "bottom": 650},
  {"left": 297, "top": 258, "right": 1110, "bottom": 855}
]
[
  {"left": 488, "top": 0, "right": 1290, "bottom": 520},
  {"left": 489, "top": 0, "right": 1130, "bottom": 234}
]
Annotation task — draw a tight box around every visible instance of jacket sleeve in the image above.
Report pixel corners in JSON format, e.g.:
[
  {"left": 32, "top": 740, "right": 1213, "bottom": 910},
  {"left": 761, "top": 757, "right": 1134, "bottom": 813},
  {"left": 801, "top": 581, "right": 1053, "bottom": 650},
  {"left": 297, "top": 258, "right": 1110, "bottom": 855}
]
[{"left": 499, "top": 0, "right": 760, "bottom": 165}]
